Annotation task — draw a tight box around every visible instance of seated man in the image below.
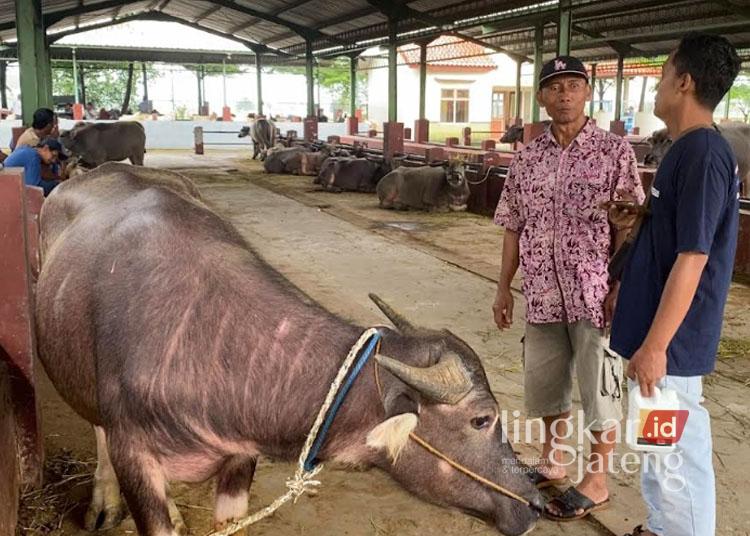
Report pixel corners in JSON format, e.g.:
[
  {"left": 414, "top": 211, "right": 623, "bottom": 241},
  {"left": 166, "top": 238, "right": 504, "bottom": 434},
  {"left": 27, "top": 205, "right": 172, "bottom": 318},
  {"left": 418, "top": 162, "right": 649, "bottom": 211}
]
[
  {"left": 14, "top": 107, "right": 58, "bottom": 150},
  {"left": 4, "top": 138, "right": 66, "bottom": 196}
]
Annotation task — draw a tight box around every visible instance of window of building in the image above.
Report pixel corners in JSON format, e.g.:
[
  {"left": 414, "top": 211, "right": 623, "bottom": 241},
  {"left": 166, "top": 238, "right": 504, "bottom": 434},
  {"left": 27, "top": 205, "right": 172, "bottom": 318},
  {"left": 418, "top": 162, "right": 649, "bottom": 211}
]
[{"left": 440, "top": 89, "right": 469, "bottom": 123}]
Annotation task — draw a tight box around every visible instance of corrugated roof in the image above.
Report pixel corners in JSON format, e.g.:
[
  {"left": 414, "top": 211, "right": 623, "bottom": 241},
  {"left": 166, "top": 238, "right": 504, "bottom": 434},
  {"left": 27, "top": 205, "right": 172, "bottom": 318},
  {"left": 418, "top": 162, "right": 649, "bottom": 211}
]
[{"left": 400, "top": 36, "right": 496, "bottom": 68}]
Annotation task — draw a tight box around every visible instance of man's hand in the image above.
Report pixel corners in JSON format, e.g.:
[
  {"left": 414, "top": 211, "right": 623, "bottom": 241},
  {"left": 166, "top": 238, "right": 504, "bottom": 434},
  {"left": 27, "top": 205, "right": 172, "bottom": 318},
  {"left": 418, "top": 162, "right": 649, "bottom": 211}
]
[
  {"left": 603, "top": 282, "right": 620, "bottom": 327},
  {"left": 493, "top": 286, "right": 514, "bottom": 330},
  {"left": 626, "top": 344, "right": 667, "bottom": 398}
]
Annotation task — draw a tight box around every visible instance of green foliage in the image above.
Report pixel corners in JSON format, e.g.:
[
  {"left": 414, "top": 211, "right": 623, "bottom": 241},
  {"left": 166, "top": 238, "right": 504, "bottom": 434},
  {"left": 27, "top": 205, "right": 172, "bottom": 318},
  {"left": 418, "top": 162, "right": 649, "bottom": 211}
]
[
  {"left": 51, "top": 61, "right": 161, "bottom": 110},
  {"left": 174, "top": 105, "right": 190, "bottom": 120},
  {"left": 729, "top": 79, "right": 750, "bottom": 123}
]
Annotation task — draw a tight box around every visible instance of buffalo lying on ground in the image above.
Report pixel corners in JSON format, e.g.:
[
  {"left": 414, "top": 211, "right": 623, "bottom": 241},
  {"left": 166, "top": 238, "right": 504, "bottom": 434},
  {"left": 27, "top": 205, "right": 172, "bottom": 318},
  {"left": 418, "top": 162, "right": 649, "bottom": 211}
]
[{"left": 377, "top": 161, "right": 471, "bottom": 212}]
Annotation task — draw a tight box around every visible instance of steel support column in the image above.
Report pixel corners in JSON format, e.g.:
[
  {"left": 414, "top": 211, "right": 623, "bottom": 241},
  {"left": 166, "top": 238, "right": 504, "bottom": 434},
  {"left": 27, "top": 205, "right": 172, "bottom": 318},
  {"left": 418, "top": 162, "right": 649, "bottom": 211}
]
[
  {"left": 256, "top": 53, "right": 263, "bottom": 116},
  {"left": 724, "top": 88, "right": 731, "bottom": 120},
  {"left": 557, "top": 0, "right": 572, "bottom": 56},
  {"left": 306, "top": 40, "right": 314, "bottom": 118},
  {"left": 418, "top": 41, "right": 427, "bottom": 120},
  {"left": 515, "top": 59, "right": 523, "bottom": 121},
  {"left": 615, "top": 54, "right": 624, "bottom": 121},
  {"left": 15, "top": 0, "right": 52, "bottom": 124},
  {"left": 589, "top": 63, "right": 596, "bottom": 117},
  {"left": 349, "top": 55, "right": 357, "bottom": 117},
  {"left": 388, "top": 18, "right": 398, "bottom": 123},
  {"left": 532, "top": 24, "right": 543, "bottom": 122},
  {"left": 142, "top": 62, "right": 148, "bottom": 101},
  {"left": 0, "top": 60, "right": 6, "bottom": 109}
]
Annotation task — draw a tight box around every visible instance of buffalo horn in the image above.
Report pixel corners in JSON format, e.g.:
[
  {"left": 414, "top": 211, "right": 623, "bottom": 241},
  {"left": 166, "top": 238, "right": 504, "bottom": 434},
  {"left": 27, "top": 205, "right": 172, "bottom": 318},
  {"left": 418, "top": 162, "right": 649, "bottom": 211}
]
[{"left": 375, "top": 353, "right": 472, "bottom": 404}]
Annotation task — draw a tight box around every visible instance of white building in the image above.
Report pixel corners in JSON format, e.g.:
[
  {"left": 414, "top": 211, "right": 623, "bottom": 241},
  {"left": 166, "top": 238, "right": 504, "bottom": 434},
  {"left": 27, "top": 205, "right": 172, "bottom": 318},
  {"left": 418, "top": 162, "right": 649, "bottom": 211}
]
[{"left": 362, "top": 36, "right": 536, "bottom": 135}]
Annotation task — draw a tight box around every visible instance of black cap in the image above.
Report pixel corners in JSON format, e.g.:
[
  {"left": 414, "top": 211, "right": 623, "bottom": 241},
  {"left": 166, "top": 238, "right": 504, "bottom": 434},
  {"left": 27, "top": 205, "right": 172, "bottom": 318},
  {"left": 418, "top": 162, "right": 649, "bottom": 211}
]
[
  {"left": 38, "top": 138, "right": 68, "bottom": 160},
  {"left": 539, "top": 55, "right": 589, "bottom": 86}
]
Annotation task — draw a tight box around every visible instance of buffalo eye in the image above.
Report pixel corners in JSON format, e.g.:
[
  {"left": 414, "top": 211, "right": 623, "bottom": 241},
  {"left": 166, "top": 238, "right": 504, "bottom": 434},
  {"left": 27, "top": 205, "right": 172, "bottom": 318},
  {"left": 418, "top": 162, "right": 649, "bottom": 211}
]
[{"left": 470, "top": 415, "right": 492, "bottom": 430}]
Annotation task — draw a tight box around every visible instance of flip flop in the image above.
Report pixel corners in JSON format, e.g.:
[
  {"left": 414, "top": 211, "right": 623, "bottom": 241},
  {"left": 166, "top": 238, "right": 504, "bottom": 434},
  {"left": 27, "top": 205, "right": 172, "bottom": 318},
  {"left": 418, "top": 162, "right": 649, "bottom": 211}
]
[
  {"left": 523, "top": 465, "right": 567, "bottom": 489},
  {"left": 544, "top": 487, "right": 610, "bottom": 521},
  {"left": 624, "top": 525, "right": 648, "bottom": 536}
]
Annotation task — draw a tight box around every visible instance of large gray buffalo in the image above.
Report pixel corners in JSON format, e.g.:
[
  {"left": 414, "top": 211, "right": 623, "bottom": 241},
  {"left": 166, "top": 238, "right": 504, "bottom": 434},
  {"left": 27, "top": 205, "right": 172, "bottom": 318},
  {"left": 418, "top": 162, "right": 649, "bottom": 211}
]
[
  {"left": 377, "top": 161, "right": 471, "bottom": 212},
  {"left": 35, "top": 164, "right": 541, "bottom": 536},
  {"left": 59, "top": 121, "right": 146, "bottom": 167},
  {"left": 644, "top": 123, "right": 750, "bottom": 196},
  {"left": 238, "top": 117, "right": 276, "bottom": 160}
]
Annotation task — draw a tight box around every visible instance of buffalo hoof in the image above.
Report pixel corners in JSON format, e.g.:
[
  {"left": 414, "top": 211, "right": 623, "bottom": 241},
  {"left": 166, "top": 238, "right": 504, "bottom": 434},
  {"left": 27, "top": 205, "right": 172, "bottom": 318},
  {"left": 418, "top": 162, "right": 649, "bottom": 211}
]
[{"left": 84, "top": 499, "right": 124, "bottom": 531}]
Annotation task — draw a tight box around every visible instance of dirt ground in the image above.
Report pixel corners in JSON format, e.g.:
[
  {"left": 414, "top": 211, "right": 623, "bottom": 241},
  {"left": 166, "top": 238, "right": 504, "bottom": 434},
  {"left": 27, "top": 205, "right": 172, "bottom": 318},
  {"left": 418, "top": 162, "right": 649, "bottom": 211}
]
[{"left": 22, "top": 150, "right": 750, "bottom": 536}]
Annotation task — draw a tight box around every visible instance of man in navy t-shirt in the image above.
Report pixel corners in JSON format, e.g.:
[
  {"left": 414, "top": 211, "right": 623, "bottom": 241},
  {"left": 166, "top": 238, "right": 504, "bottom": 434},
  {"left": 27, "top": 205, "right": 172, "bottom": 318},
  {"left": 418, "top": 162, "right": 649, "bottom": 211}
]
[{"left": 611, "top": 34, "right": 740, "bottom": 536}]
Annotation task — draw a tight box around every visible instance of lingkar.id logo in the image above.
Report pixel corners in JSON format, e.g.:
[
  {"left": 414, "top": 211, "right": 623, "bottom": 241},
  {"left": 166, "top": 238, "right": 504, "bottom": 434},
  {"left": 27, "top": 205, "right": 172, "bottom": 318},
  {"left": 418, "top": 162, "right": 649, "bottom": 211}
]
[{"left": 638, "top": 409, "right": 689, "bottom": 446}]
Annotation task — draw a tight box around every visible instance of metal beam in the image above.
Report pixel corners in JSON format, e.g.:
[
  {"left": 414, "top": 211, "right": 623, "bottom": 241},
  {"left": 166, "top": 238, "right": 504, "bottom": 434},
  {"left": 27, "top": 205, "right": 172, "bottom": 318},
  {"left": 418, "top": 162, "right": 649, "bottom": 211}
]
[
  {"left": 449, "top": 32, "right": 531, "bottom": 63},
  {"left": 194, "top": 5, "right": 222, "bottom": 23},
  {"left": 263, "top": 6, "right": 377, "bottom": 46},
  {"left": 589, "top": 62, "right": 596, "bottom": 116},
  {"left": 720, "top": 0, "right": 750, "bottom": 19},
  {"left": 237, "top": 0, "right": 318, "bottom": 33},
  {"left": 532, "top": 23, "right": 543, "bottom": 122},
  {"left": 44, "top": 0, "right": 138, "bottom": 27},
  {"left": 418, "top": 41, "right": 427, "bottom": 120},
  {"left": 515, "top": 59, "right": 523, "bottom": 121},
  {"left": 349, "top": 54, "right": 357, "bottom": 117},
  {"left": 387, "top": 18, "right": 397, "bottom": 123}
]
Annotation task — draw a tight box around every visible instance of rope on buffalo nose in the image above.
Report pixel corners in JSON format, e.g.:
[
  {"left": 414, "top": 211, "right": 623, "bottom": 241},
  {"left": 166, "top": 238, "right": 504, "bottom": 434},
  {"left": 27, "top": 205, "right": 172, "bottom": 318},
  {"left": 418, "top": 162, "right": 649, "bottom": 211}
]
[{"left": 208, "top": 328, "right": 382, "bottom": 536}]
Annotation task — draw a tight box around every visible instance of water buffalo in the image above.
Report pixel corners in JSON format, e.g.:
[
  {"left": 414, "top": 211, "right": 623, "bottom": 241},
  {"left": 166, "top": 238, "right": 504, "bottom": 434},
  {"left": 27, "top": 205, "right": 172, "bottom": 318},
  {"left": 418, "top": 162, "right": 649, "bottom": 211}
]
[
  {"left": 59, "top": 121, "right": 146, "bottom": 167},
  {"left": 499, "top": 121, "right": 551, "bottom": 144},
  {"left": 264, "top": 145, "right": 334, "bottom": 175},
  {"left": 315, "top": 157, "right": 391, "bottom": 193},
  {"left": 238, "top": 118, "right": 276, "bottom": 160},
  {"left": 644, "top": 123, "right": 750, "bottom": 196},
  {"left": 35, "top": 164, "right": 541, "bottom": 536},
  {"left": 377, "top": 161, "right": 471, "bottom": 212}
]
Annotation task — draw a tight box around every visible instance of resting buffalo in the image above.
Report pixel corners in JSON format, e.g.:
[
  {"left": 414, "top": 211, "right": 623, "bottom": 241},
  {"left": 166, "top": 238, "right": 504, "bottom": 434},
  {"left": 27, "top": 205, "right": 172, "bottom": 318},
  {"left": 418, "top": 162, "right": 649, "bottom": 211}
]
[
  {"left": 59, "top": 121, "right": 146, "bottom": 167},
  {"left": 264, "top": 145, "right": 334, "bottom": 175},
  {"left": 644, "top": 123, "right": 750, "bottom": 196},
  {"left": 315, "top": 157, "right": 391, "bottom": 192},
  {"left": 35, "top": 164, "right": 541, "bottom": 536},
  {"left": 377, "top": 161, "right": 471, "bottom": 212},
  {"left": 238, "top": 118, "right": 276, "bottom": 160}
]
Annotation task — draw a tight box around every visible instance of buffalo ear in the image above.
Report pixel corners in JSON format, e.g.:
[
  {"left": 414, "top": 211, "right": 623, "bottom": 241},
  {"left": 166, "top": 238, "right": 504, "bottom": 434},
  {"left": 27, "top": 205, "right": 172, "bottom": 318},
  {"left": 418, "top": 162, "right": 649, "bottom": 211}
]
[{"left": 366, "top": 413, "right": 418, "bottom": 463}]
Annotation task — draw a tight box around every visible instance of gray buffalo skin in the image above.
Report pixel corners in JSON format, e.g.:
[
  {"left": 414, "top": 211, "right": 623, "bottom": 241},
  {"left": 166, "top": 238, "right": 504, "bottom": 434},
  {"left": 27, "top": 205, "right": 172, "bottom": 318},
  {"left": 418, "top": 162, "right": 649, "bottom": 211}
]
[
  {"left": 315, "top": 157, "right": 391, "bottom": 192},
  {"left": 35, "top": 164, "right": 540, "bottom": 535},
  {"left": 238, "top": 118, "right": 276, "bottom": 160},
  {"left": 377, "top": 161, "right": 471, "bottom": 211},
  {"left": 60, "top": 121, "right": 146, "bottom": 167},
  {"left": 644, "top": 123, "right": 750, "bottom": 196}
]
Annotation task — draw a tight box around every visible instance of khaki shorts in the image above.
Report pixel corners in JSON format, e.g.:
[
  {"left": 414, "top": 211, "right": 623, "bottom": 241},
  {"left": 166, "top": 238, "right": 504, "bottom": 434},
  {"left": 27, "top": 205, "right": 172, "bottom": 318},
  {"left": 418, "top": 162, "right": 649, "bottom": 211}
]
[{"left": 523, "top": 320, "right": 623, "bottom": 431}]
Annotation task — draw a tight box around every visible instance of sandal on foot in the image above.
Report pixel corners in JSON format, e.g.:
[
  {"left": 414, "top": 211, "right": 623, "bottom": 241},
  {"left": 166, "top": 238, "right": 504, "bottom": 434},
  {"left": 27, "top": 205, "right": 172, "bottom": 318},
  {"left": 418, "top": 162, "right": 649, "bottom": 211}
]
[
  {"left": 524, "top": 465, "right": 567, "bottom": 489},
  {"left": 544, "top": 487, "right": 610, "bottom": 521},
  {"left": 624, "top": 525, "right": 650, "bottom": 536}
]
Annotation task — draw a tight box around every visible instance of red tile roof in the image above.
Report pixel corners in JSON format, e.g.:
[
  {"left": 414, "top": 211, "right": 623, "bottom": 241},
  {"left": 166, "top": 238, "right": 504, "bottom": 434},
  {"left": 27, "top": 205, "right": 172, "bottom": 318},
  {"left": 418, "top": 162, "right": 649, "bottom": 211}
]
[{"left": 399, "top": 36, "right": 496, "bottom": 69}]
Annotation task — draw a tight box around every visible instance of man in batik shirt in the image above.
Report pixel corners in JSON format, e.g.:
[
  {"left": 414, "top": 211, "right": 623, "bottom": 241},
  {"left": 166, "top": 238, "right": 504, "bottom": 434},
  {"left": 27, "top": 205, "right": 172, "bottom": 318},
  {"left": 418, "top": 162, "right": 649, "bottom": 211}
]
[{"left": 493, "top": 55, "right": 644, "bottom": 521}]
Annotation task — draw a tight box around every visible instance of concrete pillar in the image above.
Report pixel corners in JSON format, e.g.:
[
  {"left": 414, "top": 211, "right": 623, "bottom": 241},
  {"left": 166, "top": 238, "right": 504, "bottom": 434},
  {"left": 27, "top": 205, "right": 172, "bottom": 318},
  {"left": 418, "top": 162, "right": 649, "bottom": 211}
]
[
  {"left": 515, "top": 59, "right": 523, "bottom": 122},
  {"left": 383, "top": 121, "right": 404, "bottom": 162},
  {"left": 72, "top": 49, "right": 80, "bottom": 104},
  {"left": 414, "top": 119, "right": 429, "bottom": 144},
  {"left": 15, "top": 0, "right": 52, "bottom": 124},
  {"left": 532, "top": 24, "right": 544, "bottom": 122},
  {"left": 589, "top": 63, "right": 597, "bottom": 117},
  {"left": 196, "top": 67, "right": 203, "bottom": 112},
  {"left": 306, "top": 40, "right": 315, "bottom": 119},
  {"left": 615, "top": 54, "right": 624, "bottom": 121},
  {"left": 349, "top": 54, "right": 357, "bottom": 118},
  {"left": 387, "top": 19, "right": 398, "bottom": 123},
  {"left": 557, "top": 0, "right": 572, "bottom": 56},
  {"left": 256, "top": 53, "right": 263, "bottom": 116}
]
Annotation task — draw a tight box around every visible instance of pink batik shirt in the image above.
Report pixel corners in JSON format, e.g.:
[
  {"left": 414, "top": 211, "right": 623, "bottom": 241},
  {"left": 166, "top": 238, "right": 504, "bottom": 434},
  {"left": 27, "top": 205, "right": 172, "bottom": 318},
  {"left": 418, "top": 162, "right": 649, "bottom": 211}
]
[{"left": 494, "top": 119, "right": 645, "bottom": 329}]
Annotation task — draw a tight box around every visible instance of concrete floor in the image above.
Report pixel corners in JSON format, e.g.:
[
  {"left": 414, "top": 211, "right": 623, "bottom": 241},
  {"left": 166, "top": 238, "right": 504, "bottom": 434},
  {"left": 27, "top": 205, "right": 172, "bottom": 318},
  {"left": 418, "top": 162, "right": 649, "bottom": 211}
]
[{"left": 28, "top": 150, "right": 750, "bottom": 536}]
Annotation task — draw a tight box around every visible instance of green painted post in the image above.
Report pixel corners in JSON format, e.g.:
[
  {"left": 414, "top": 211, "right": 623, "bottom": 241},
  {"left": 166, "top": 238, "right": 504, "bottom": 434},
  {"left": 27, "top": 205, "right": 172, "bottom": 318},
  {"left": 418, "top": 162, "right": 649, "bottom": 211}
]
[
  {"left": 515, "top": 59, "right": 523, "bottom": 121},
  {"left": 532, "top": 24, "right": 543, "bottom": 122},
  {"left": 15, "top": 0, "right": 52, "bottom": 124},
  {"left": 557, "top": 0, "right": 572, "bottom": 56},
  {"left": 724, "top": 88, "right": 731, "bottom": 120},
  {"left": 589, "top": 63, "right": 596, "bottom": 117},
  {"left": 419, "top": 41, "right": 427, "bottom": 120},
  {"left": 388, "top": 19, "right": 397, "bottom": 123},
  {"left": 256, "top": 53, "right": 263, "bottom": 116},
  {"left": 72, "top": 49, "right": 79, "bottom": 103},
  {"left": 349, "top": 55, "right": 357, "bottom": 117},
  {"left": 615, "top": 54, "right": 624, "bottom": 121},
  {"left": 306, "top": 40, "right": 314, "bottom": 118},
  {"left": 0, "top": 60, "right": 7, "bottom": 109}
]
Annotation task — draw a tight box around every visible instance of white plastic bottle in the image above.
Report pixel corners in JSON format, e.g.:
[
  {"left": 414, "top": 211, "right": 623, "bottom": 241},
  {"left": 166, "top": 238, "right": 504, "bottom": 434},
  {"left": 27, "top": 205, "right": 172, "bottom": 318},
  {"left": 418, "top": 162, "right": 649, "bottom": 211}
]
[{"left": 626, "top": 384, "right": 686, "bottom": 452}]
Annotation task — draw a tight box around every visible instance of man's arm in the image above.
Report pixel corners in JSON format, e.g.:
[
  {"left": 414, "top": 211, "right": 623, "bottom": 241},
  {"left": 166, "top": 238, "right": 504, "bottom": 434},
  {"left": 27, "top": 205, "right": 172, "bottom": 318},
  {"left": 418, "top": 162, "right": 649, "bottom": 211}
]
[
  {"left": 627, "top": 252, "right": 708, "bottom": 396},
  {"left": 493, "top": 230, "right": 520, "bottom": 329}
]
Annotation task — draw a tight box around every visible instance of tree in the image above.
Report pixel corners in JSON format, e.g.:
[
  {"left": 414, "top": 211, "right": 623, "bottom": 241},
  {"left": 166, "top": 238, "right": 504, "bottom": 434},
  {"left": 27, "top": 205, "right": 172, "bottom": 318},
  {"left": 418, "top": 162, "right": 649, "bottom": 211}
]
[
  {"left": 52, "top": 61, "right": 161, "bottom": 110},
  {"left": 731, "top": 82, "right": 750, "bottom": 123},
  {"left": 596, "top": 79, "right": 614, "bottom": 111}
]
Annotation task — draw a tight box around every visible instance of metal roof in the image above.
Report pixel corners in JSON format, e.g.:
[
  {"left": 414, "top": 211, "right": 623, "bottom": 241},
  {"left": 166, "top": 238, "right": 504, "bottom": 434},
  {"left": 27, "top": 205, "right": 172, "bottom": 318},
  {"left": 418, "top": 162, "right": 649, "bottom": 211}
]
[{"left": 0, "top": 0, "right": 748, "bottom": 64}]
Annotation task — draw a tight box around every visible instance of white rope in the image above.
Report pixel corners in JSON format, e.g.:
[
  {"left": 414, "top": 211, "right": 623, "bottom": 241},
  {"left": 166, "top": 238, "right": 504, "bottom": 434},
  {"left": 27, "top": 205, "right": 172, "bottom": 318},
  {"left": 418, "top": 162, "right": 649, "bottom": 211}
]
[
  {"left": 207, "top": 328, "right": 381, "bottom": 536},
  {"left": 465, "top": 165, "right": 501, "bottom": 185}
]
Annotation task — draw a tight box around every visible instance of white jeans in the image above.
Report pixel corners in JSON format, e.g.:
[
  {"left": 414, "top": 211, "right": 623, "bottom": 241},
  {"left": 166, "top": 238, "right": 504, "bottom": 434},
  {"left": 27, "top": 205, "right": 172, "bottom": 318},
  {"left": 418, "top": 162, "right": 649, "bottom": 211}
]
[{"left": 629, "top": 376, "right": 715, "bottom": 536}]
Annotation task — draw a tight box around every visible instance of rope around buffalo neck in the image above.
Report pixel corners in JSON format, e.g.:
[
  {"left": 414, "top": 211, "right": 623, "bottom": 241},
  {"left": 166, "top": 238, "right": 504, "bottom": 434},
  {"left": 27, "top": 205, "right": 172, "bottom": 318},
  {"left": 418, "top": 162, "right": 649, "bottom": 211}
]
[{"left": 207, "top": 328, "right": 382, "bottom": 536}]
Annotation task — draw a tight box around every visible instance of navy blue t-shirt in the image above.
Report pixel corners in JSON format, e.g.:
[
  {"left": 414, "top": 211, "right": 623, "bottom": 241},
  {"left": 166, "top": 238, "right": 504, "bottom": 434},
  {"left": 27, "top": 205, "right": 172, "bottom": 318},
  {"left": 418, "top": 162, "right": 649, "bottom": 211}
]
[{"left": 611, "top": 128, "right": 740, "bottom": 376}]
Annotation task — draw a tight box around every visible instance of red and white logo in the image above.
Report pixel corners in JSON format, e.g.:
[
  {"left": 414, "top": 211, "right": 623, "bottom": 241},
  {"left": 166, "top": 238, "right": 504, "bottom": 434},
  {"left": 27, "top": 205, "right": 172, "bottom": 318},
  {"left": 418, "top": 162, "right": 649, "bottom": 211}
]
[
  {"left": 639, "top": 409, "right": 689, "bottom": 446},
  {"left": 554, "top": 59, "right": 567, "bottom": 71}
]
